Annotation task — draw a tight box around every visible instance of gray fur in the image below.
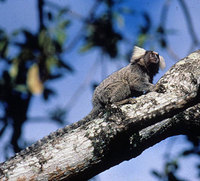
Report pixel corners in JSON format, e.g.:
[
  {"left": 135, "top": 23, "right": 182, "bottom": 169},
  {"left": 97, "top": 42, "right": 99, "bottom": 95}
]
[{"left": 90, "top": 46, "right": 165, "bottom": 118}]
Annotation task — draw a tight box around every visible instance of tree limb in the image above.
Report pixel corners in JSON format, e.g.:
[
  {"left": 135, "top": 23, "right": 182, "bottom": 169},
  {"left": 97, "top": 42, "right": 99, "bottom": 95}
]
[{"left": 0, "top": 50, "right": 200, "bottom": 181}]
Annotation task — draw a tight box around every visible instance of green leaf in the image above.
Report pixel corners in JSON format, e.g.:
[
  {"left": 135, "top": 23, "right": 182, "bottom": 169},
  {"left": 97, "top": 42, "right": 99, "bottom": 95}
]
[
  {"left": 59, "top": 20, "right": 71, "bottom": 29},
  {"left": 38, "top": 30, "right": 47, "bottom": 47},
  {"left": 39, "top": 30, "right": 53, "bottom": 51},
  {"left": 14, "top": 85, "right": 28, "bottom": 93},
  {"left": 119, "top": 7, "right": 135, "bottom": 14},
  {"left": 10, "top": 59, "right": 19, "bottom": 79},
  {"left": 12, "top": 30, "right": 20, "bottom": 36},
  {"left": 114, "top": 13, "right": 124, "bottom": 28},
  {"left": 57, "top": 7, "right": 69, "bottom": 18},
  {"left": 79, "top": 42, "right": 94, "bottom": 53},
  {"left": 56, "top": 29, "right": 66, "bottom": 45},
  {"left": 46, "top": 57, "right": 58, "bottom": 72},
  {"left": 137, "top": 34, "right": 148, "bottom": 47},
  {"left": 39, "top": 31, "right": 55, "bottom": 55},
  {"left": 0, "top": 40, "right": 8, "bottom": 57}
]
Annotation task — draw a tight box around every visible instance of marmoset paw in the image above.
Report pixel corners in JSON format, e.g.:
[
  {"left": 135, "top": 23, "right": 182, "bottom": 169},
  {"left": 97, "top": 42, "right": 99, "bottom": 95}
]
[
  {"left": 155, "top": 84, "right": 166, "bottom": 93},
  {"left": 114, "top": 98, "right": 137, "bottom": 106}
]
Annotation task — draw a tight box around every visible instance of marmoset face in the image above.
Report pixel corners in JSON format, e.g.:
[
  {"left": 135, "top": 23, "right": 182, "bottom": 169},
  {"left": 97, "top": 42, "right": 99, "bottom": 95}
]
[{"left": 147, "top": 51, "right": 160, "bottom": 64}]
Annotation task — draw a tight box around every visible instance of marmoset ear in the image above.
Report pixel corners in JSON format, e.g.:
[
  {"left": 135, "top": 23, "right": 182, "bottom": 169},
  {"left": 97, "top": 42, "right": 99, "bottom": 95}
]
[
  {"left": 130, "top": 46, "right": 146, "bottom": 63},
  {"left": 158, "top": 55, "right": 166, "bottom": 70}
]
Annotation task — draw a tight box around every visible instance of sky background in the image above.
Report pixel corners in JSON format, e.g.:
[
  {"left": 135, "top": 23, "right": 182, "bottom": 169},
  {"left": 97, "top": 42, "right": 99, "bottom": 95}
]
[{"left": 0, "top": 0, "right": 200, "bottom": 180}]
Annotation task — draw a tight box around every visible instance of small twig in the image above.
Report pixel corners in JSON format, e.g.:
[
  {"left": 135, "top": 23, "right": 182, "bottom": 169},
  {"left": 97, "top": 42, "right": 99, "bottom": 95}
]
[
  {"left": 46, "top": 0, "right": 86, "bottom": 21},
  {"left": 166, "top": 46, "right": 180, "bottom": 61},
  {"left": 0, "top": 121, "right": 7, "bottom": 137},
  {"left": 178, "top": 0, "right": 199, "bottom": 45},
  {"left": 100, "top": 51, "right": 107, "bottom": 81},
  {"left": 178, "top": 0, "right": 199, "bottom": 51},
  {"left": 64, "top": 0, "right": 102, "bottom": 53},
  {"left": 38, "top": 0, "right": 45, "bottom": 30},
  {"left": 158, "top": 0, "right": 180, "bottom": 61},
  {"left": 45, "top": 0, "right": 61, "bottom": 10},
  {"left": 27, "top": 116, "right": 54, "bottom": 122},
  {"left": 160, "top": 0, "right": 171, "bottom": 27}
]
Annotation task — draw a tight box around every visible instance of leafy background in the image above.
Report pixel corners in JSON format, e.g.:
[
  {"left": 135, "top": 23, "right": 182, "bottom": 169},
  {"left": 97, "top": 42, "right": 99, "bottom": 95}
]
[{"left": 0, "top": 0, "right": 199, "bottom": 180}]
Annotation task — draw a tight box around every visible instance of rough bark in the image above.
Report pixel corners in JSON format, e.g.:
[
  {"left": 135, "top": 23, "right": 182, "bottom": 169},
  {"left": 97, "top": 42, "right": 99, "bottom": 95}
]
[{"left": 0, "top": 50, "right": 200, "bottom": 181}]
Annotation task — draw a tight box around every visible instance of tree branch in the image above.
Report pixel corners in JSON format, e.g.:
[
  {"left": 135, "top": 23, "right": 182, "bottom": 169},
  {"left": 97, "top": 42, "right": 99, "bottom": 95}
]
[
  {"left": 38, "top": 0, "right": 45, "bottom": 31},
  {"left": 0, "top": 50, "right": 200, "bottom": 180}
]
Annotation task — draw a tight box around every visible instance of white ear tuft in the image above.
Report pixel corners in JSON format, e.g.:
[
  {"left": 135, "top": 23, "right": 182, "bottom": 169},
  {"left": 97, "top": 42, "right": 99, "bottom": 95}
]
[
  {"left": 159, "top": 55, "right": 166, "bottom": 69},
  {"left": 130, "top": 46, "right": 146, "bottom": 63}
]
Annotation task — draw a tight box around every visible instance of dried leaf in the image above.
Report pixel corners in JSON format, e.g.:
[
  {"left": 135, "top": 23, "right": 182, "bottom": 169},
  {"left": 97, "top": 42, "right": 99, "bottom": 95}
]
[
  {"left": 10, "top": 59, "right": 19, "bottom": 79},
  {"left": 27, "top": 64, "right": 43, "bottom": 94}
]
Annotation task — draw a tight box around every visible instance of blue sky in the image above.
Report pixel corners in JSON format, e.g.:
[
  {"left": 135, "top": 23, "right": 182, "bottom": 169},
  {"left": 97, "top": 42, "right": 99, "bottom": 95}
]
[{"left": 0, "top": 0, "right": 199, "bottom": 180}]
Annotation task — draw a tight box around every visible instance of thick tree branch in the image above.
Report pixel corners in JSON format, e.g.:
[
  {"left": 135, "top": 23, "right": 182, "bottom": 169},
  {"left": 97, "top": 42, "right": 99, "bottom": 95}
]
[{"left": 0, "top": 50, "right": 200, "bottom": 180}]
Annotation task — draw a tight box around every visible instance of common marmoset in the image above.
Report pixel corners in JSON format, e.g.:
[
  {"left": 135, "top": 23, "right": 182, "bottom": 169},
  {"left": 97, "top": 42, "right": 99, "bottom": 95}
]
[{"left": 88, "top": 46, "right": 165, "bottom": 119}]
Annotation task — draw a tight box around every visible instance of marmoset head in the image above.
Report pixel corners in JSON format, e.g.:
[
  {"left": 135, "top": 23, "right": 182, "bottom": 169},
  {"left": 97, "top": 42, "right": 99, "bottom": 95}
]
[{"left": 131, "top": 46, "right": 166, "bottom": 71}]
